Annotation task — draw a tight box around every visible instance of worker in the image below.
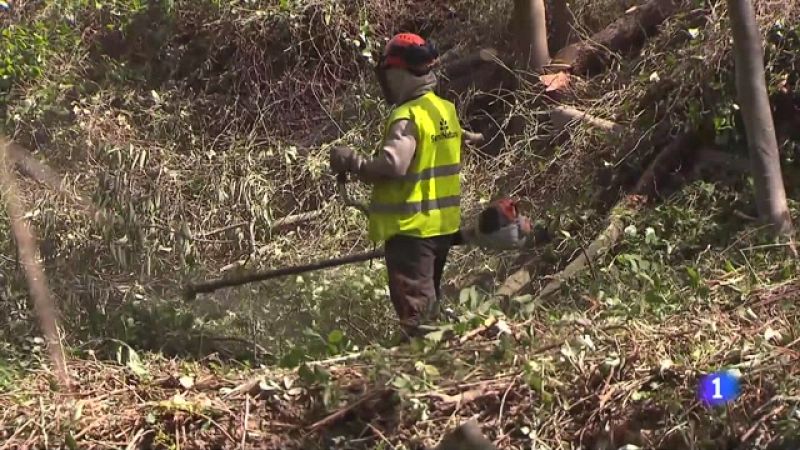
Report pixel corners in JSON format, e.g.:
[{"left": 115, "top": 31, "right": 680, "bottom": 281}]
[{"left": 330, "top": 33, "right": 530, "bottom": 340}]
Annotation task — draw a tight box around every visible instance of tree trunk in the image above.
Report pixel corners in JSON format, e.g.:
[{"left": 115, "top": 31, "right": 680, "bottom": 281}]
[
  {"left": 549, "top": 0, "right": 576, "bottom": 53},
  {"left": 554, "top": 0, "right": 682, "bottom": 75},
  {"left": 728, "top": 0, "right": 794, "bottom": 237},
  {"left": 512, "top": 0, "right": 551, "bottom": 72}
]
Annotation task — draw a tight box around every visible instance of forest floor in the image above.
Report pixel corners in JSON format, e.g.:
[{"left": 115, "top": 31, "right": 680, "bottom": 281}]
[{"left": 1, "top": 0, "right": 800, "bottom": 448}]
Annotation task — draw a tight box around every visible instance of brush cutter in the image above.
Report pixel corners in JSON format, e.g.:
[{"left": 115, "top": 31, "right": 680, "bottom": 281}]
[{"left": 183, "top": 173, "right": 380, "bottom": 300}]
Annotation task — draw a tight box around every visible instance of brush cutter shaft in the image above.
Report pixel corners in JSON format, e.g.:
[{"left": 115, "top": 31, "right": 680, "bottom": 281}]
[{"left": 184, "top": 249, "right": 385, "bottom": 300}]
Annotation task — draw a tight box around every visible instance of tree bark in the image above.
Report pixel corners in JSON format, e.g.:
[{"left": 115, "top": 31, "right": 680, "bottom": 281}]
[
  {"left": 554, "top": 0, "right": 682, "bottom": 75},
  {"left": 728, "top": 0, "right": 794, "bottom": 237},
  {"left": 512, "top": 0, "right": 551, "bottom": 72},
  {"left": 549, "top": 0, "right": 576, "bottom": 53}
]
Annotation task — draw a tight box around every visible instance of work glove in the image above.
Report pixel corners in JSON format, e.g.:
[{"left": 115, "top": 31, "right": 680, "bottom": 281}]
[
  {"left": 329, "top": 145, "right": 363, "bottom": 174},
  {"left": 463, "top": 130, "right": 485, "bottom": 146}
]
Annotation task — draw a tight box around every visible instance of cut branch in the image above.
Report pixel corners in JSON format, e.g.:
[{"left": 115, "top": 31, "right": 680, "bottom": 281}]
[
  {"left": 437, "top": 48, "right": 514, "bottom": 98},
  {"left": 549, "top": 106, "right": 626, "bottom": 135},
  {"left": 4, "top": 140, "right": 103, "bottom": 220},
  {"left": 536, "top": 195, "right": 644, "bottom": 300},
  {"left": 184, "top": 249, "right": 385, "bottom": 300},
  {"left": 0, "top": 138, "right": 71, "bottom": 390}
]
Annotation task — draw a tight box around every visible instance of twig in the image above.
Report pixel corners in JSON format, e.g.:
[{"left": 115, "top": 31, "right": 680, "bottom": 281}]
[
  {"left": 366, "top": 423, "right": 397, "bottom": 450},
  {"left": 241, "top": 395, "right": 250, "bottom": 449},
  {"left": 198, "top": 413, "right": 237, "bottom": 444},
  {"left": 460, "top": 316, "right": 497, "bottom": 344},
  {"left": 736, "top": 404, "right": 785, "bottom": 448},
  {"left": 307, "top": 389, "right": 389, "bottom": 431},
  {"left": 39, "top": 397, "right": 48, "bottom": 449},
  {"left": 125, "top": 429, "right": 154, "bottom": 450},
  {"left": 497, "top": 376, "right": 518, "bottom": 435}
]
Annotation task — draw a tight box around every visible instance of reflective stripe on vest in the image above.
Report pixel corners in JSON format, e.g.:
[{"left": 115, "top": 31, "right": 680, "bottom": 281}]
[
  {"left": 369, "top": 194, "right": 461, "bottom": 214},
  {"left": 398, "top": 163, "right": 460, "bottom": 182},
  {"left": 367, "top": 92, "right": 462, "bottom": 242}
]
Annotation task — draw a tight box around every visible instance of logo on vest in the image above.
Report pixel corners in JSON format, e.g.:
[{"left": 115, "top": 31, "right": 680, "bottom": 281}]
[{"left": 432, "top": 119, "right": 459, "bottom": 143}]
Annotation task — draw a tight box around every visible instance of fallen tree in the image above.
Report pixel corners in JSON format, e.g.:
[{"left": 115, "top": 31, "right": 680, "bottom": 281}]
[
  {"left": 553, "top": 0, "right": 684, "bottom": 75},
  {"left": 497, "top": 131, "right": 704, "bottom": 301}
]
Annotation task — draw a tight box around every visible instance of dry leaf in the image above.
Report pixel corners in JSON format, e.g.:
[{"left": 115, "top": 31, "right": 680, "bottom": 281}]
[{"left": 539, "top": 72, "right": 571, "bottom": 92}]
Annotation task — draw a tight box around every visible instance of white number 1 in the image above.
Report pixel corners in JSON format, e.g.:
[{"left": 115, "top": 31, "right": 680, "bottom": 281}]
[{"left": 712, "top": 376, "right": 723, "bottom": 399}]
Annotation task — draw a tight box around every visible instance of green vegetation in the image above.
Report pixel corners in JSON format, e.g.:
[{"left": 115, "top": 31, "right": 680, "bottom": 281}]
[{"left": 0, "top": 0, "right": 799, "bottom": 448}]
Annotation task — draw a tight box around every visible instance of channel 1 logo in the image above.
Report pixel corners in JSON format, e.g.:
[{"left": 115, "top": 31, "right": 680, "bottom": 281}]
[{"left": 698, "top": 370, "right": 741, "bottom": 407}]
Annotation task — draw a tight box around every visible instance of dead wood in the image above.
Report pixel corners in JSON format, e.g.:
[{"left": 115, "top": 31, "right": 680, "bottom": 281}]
[
  {"left": 550, "top": 106, "right": 626, "bottom": 135},
  {"left": 440, "top": 48, "right": 503, "bottom": 81},
  {"left": 632, "top": 132, "right": 701, "bottom": 198},
  {"left": 536, "top": 195, "right": 645, "bottom": 300},
  {"left": 553, "top": 0, "right": 684, "bottom": 76}
]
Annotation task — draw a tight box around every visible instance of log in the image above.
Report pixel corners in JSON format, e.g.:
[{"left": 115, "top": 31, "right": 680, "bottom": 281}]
[
  {"left": 553, "top": 0, "right": 683, "bottom": 75},
  {"left": 437, "top": 50, "right": 514, "bottom": 98},
  {"left": 632, "top": 132, "right": 701, "bottom": 197},
  {"left": 440, "top": 48, "right": 503, "bottom": 81}
]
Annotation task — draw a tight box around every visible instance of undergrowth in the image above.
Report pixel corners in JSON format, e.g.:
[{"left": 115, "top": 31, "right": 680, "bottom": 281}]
[{"left": 0, "top": 0, "right": 800, "bottom": 447}]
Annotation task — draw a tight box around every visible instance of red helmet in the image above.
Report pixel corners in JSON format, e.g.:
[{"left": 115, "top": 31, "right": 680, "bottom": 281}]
[{"left": 378, "top": 33, "right": 439, "bottom": 75}]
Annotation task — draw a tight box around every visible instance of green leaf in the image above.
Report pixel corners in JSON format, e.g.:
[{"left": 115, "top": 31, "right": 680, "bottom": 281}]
[
  {"left": 415, "top": 361, "right": 440, "bottom": 379},
  {"left": 512, "top": 294, "right": 533, "bottom": 304},
  {"left": 424, "top": 329, "right": 446, "bottom": 343},
  {"left": 65, "top": 432, "right": 78, "bottom": 450},
  {"left": 327, "top": 330, "right": 344, "bottom": 346},
  {"left": 126, "top": 349, "right": 147, "bottom": 378},
  {"left": 279, "top": 347, "right": 308, "bottom": 368},
  {"left": 686, "top": 266, "right": 701, "bottom": 288},
  {"left": 459, "top": 287, "right": 470, "bottom": 305},
  {"left": 114, "top": 342, "right": 148, "bottom": 379}
]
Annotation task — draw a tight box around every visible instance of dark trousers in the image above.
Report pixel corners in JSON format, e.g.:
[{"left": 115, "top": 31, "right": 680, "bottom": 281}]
[{"left": 384, "top": 233, "right": 458, "bottom": 335}]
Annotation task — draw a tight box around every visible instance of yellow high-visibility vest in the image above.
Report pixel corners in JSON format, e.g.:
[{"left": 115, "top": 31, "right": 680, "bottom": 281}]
[{"left": 368, "top": 91, "right": 462, "bottom": 242}]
